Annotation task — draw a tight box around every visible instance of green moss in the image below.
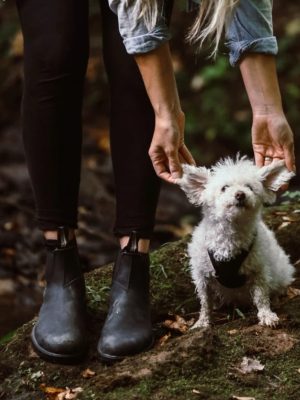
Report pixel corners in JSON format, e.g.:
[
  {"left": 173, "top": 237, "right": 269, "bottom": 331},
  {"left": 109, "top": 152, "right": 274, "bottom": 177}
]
[{"left": 1, "top": 204, "right": 300, "bottom": 400}]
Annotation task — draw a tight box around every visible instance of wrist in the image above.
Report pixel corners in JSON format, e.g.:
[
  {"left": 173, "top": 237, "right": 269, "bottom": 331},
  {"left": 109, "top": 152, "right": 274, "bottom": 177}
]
[
  {"left": 252, "top": 103, "right": 284, "bottom": 117},
  {"left": 154, "top": 103, "right": 183, "bottom": 120}
]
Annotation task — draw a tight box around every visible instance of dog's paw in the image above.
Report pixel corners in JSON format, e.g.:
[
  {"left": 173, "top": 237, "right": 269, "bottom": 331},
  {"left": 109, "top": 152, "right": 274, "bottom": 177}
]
[
  {"left": 191, "top": 317, "right": 212, "bottom": 330},
  {"left": 258, "top": 310, "right": 279, "bottom": 328}
]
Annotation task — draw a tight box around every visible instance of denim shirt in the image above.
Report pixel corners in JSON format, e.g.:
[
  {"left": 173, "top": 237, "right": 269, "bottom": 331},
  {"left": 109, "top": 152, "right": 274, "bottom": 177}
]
[{"left": 108, "top": 0, "right": 278, "bottom": 66}]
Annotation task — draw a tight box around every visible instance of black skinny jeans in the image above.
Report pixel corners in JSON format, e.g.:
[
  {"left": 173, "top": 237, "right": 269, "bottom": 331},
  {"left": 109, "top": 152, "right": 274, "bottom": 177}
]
[{"left": 16, "top": 0, "right": 173, "bottom": 239}]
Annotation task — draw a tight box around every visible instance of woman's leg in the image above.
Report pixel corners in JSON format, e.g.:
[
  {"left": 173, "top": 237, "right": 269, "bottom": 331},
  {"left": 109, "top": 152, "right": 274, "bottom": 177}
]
[
  {"left": 98, "top": 0, "right": 174, "bottom": 361},
  {"left": 100, "top": 0, "right": 173, "bottom": 247},
  {"left": 16, "top": 0, "right": 89, "bottom": 362},
  {"left": 16, "top": 0, "right": 89, "bottom": 231}
]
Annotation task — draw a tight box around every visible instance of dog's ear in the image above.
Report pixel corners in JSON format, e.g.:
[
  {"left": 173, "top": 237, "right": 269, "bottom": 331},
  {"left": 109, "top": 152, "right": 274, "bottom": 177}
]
[
  {"left": 259, "top": 160, "right": 295, "bottom": 202},
  {"left": 175, "top": 164, "right": 210, "bottom": 205}
]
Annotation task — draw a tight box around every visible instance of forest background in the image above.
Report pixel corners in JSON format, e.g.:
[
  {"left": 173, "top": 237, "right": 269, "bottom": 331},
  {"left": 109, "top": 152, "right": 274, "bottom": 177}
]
[{"left": 0, "top": 0, "right": 299, "bottom": 339}]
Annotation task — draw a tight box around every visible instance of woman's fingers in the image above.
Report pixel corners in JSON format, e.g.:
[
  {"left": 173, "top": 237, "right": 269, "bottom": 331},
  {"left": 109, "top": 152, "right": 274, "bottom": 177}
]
[
  {"left": 166, "top": 148, "right": 181, "bottom": 180},
  {"left": 284, "top": 141, "right": 296, "bottom": 173},
  {"left": 179, "top": 144, "right": 196, "bottom": 166},
  {"left": 150, "top": 155, "right": 173, "bottom": 183},
  {"left": 254, "top": 151, "right": 265, "bottom": 168}
]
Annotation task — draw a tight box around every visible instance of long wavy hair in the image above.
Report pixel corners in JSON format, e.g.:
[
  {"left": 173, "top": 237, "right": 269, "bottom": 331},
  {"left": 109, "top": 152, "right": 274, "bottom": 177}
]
[{"left": 132, "top": 0, "right": 240, "bottom": 57}]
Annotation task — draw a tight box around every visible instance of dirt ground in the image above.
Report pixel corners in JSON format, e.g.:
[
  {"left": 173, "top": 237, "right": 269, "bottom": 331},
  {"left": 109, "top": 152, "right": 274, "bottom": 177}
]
[{"left": 1, "top": 204, "right": 300, "bottom": 400}]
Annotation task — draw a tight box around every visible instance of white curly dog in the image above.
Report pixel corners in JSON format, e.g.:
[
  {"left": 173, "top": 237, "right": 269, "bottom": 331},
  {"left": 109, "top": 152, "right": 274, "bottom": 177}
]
[{"left": 176, "top": 156, "right": 295, "bottom": 328}]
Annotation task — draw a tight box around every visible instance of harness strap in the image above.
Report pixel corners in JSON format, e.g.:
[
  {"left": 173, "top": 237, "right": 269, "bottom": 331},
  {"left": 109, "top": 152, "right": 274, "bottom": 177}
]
[{"left": 207, "top": 234, "right": 256, "bottom": 289}]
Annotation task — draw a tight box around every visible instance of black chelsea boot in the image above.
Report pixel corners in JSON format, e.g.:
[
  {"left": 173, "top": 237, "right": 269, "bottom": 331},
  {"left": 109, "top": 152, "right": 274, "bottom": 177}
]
[
  {"left": 98, "top": 232, "right": 154, "bottom": 362},
  {"left": 31, "top": 227, "right": 87, "bottom": 363}
]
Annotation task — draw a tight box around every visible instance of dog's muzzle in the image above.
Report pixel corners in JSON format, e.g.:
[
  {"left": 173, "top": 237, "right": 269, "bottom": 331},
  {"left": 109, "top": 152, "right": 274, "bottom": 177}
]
[{"left": 234, "top": 190, "right": 246, "bottom": 207}]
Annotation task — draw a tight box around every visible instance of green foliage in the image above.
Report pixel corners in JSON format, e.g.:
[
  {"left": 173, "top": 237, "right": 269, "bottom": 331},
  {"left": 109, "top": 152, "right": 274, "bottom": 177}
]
[
  {"left": 0, "top": 330, "right": 15, "bottom": 345},
  {"left": 281, "top": 190, "right": 300, "bottom": 205},
  {"left": 149, "top": 253, "right": 168, "bottom": 279},
  {"left": 86, "top": 285, "right": 110, "bottom": 308}
]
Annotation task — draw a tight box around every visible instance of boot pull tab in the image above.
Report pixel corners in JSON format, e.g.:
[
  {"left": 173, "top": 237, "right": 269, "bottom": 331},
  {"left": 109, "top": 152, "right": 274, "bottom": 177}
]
[
  {"left": 58, "top": 226, "right": 69, "bottom": 248},
  {"left": 127, "top": 231, "right": 139, "bottom": 253}
]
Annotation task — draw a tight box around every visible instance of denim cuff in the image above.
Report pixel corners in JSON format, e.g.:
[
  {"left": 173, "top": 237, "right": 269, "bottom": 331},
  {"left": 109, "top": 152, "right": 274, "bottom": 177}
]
[
  {"left": 226, "top": 36, "right": 278, "bottom": 67},
  {"left": 123, "top": 25, "right": 172, "bottom": 54}
]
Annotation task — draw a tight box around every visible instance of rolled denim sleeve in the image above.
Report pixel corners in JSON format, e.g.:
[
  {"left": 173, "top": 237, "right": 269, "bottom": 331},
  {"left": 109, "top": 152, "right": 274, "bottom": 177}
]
[
  {"left": 225, "top": 0, "right": 278, "bottom": 67},
  {"left": 109, "top": 0, "right": 172, "bottom": 54}
]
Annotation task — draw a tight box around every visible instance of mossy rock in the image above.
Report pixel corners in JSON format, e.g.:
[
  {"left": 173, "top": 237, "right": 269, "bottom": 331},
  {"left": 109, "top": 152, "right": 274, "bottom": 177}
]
[{"left": 1, "top": 204, "right": 300, "bottom": 400}]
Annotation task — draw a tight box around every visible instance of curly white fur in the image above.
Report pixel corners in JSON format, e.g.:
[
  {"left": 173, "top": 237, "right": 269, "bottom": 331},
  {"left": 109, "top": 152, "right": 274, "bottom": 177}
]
[{"left": 176, "top": 155, "right": 295, "bottom": 328}]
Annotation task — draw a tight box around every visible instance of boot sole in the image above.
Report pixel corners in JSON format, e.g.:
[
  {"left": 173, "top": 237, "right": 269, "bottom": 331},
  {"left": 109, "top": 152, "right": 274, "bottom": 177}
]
[
  {"left": 98, "top": 336, "right": 155, "bottom": 364},
  {"left": 31, "top": 327, "right": 86, "bottom": 365}
]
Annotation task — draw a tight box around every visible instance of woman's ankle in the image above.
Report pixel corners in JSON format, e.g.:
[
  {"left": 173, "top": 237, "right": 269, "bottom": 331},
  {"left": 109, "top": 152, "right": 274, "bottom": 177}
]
[
  {"left": 44, "top": 228, "right": 75, "bottom": 241},
  {"left": 119, "top": 236, "right": 150, "bottom": 253}
]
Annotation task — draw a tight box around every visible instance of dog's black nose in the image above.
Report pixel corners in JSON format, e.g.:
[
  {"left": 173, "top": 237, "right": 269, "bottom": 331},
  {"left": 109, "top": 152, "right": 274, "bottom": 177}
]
[{"left": 235, "top": 191, "right": 246, "bottom": 201}]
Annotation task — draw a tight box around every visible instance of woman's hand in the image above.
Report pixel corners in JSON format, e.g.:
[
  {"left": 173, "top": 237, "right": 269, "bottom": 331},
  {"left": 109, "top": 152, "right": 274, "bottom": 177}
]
[
  {"left": 148, "top": 111, "right": 195, "bottom": 183},
  {"left": 134, "top": 43, "right": 196, "bottom": 183},
  {"left": 252, "top": 111, "right": 295, "bottom": 171},
  {"left": 239, "top": 53, "right": 296, "bottom": 191},
  {"left": 252, "top": 111, "right": 295, "bottom": 191}
]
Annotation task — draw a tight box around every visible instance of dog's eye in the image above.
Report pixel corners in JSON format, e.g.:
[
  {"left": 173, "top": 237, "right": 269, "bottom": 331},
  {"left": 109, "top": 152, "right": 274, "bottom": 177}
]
[
  {"left": 221, "top": 185, "right": 229, "bottom": 192},
  {"left": 245, "top": 184, "right": 253, "bottom": 191}
]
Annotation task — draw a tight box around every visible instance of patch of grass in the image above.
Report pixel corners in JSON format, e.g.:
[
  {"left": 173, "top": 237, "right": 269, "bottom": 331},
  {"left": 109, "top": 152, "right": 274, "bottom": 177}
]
[{"left": 0, "top": 330, "right": 15, "bottom": 345}]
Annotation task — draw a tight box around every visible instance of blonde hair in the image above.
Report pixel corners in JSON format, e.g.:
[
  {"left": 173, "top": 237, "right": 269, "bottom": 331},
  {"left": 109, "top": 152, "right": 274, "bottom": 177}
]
[{"left": 132, "top": 0, "right": 240, "bottom": 57}]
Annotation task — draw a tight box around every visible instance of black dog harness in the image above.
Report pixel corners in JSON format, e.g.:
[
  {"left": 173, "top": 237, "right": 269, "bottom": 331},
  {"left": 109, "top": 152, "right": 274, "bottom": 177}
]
[{"left": 207, "top": 234, "right": 256, "bottom": 289}]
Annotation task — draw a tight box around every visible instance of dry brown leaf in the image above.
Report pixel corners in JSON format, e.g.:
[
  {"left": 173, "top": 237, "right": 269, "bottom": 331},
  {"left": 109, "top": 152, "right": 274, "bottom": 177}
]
[
  {"left": 282, "top": 216, "right": 298, "bottom": 222},
  {"left": 192, "top": 389, "right": 200, "bottom": 394},
  {"left": 40, "top": 383, "right": 65, "bottom": 400},
  {"left": 82, "top": 369, "right": 96, "bottom": 378},
  {"left": 278, "top": 222, "right": 291, "bottom": 230},
  {"left": 298, "top": 369, "right": 300, "bottom": 374},
  {"left": 274, "top": 211, "right": 287, "bottom": 216},
  {"left": 278, "top": 286, "right": 300, "bottom": 305},
  {"left": 232, "top": 397, "right": 256, "bottom": 400},
  {"left": 286, "top": 286, "right": 300, "bottom": 299},
  {"left": 228, "top": 329, "right": 238, "bottom": 335},
  {"left": 294, "top": 259, "right": 300, "bottom": 266},
  {"left": 157, "top": 332, "right": 171, "bottom": 346},
  {"left": 40, "top": 386, "right": 83, "bottom": 400},
  {"left": 161, "top": 313, "right": 189, "bottom": 333}
]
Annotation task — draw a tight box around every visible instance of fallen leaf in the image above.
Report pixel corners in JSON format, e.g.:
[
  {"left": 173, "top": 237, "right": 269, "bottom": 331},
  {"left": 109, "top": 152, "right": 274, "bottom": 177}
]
[
  {"left": 228, "top": 329, "right": 238, "bottom": 335},
  {"left": 294, "top": 259, "right": 300, "bottom": 266},
  {"left": 286, "top": 286, "right": 300, "bottom": 298},
  {"left": 40, "top": 383, "right": 65, "bottom": 400},
  {"left": 232, "top": 397, "right": 256, "bottom": 400},
  {"left": 161, "top": 313, "right": 189, "bottom": 333},
  {"left": 278, "top": 222, "right": 291, "bottom": 230},
  {"left": 157, "top": 332, "right": 171, "bottom": 346},
  {"left": 63, "top": 388, "right": 83, "bottom": 399},
  {"left": 72, "top": 388, "right": 83, "bottom": 393},
  {"left": 41, "top": 386, "right": 83, "bottom": 400},
  {"left": 240, "top": 357, "right": 264, "bottom": 374},
  {"left": 298, "top": 369, "right": 300, "bottom": 374},
  {"left": 278, "top": 286, "right": 300, "bottom": 305},
  {"left": 82, "top": 369, "right": 96, "bottom": 378},
  {"left": 274, "top": 211, "right": 287, "bottom": 215},
  {"left": 282, "top": 216, "right": 297, "bottom": 222},
  {"left": 192, "top": 389, "right": 201, "bottom": 394}
]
